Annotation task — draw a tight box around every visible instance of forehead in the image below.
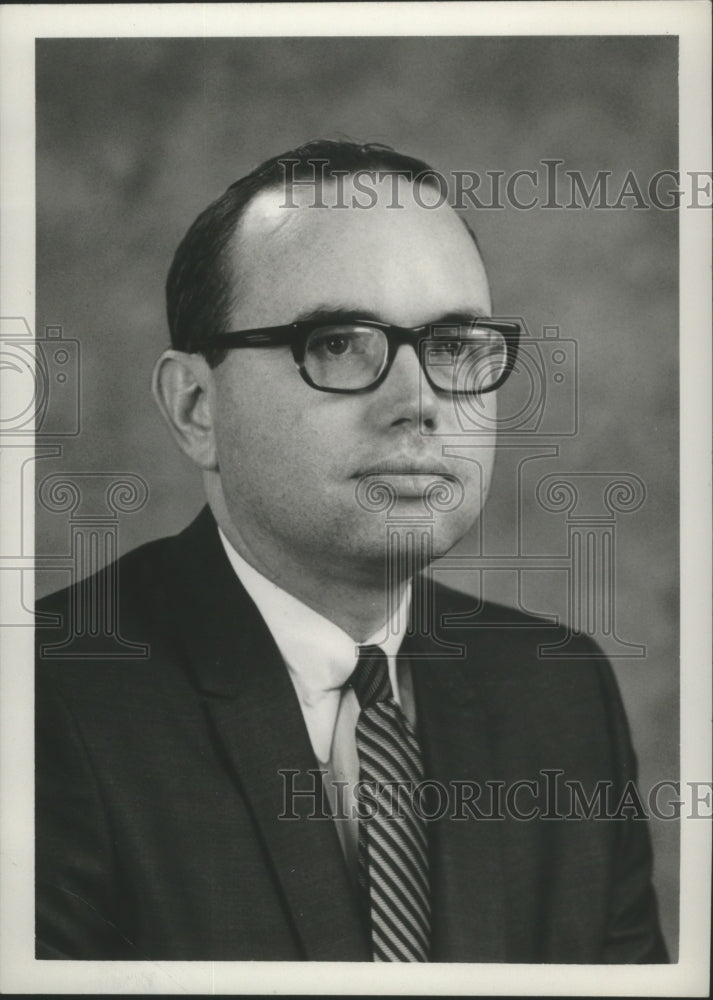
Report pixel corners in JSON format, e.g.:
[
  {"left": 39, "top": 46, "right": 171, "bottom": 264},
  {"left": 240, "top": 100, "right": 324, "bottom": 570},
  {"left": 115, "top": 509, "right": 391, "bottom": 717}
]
[{"left": 228, "top": 177, "right": 491, "bottom": 327}]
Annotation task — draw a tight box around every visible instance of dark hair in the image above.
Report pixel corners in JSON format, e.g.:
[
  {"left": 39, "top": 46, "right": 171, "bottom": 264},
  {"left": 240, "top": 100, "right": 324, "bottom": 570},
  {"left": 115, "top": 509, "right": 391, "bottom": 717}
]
[{"left": 165, "top": 138, "right": 481, "bottom": 367}]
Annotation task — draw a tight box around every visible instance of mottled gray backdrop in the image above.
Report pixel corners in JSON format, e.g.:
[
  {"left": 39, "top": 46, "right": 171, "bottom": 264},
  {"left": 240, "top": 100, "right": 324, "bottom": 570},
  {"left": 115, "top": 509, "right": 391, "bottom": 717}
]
[{"left": 35, "top": 36, "right": 678, "bottom": 955}]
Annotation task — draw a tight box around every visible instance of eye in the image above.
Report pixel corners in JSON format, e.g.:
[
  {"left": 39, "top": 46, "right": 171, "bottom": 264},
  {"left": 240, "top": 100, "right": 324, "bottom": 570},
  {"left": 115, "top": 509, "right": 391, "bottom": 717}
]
[
  {"left": 323, "top": 334, "right": 351, "bottom": 356},
  {"left": 307, "top": 325, "right": 380, "bottom": 361}
]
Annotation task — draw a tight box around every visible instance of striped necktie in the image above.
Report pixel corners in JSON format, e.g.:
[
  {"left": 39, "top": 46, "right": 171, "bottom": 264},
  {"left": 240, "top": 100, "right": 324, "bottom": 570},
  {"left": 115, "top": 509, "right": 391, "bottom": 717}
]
[{"left": 349, "top": 644, "right": 431, "bottom": 962}]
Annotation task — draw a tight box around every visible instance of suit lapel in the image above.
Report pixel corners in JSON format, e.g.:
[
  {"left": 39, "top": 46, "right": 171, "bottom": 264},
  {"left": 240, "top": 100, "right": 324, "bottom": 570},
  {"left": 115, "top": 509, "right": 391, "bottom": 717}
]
[
  {"left": 163, "top": 508, "right": 370, "bottom": 961},
  {"left": 403, "top": 624, "right": 507, "bottom": 962},
  {"left": 164, "top": 510, "right": 505, "bottom": 961}
]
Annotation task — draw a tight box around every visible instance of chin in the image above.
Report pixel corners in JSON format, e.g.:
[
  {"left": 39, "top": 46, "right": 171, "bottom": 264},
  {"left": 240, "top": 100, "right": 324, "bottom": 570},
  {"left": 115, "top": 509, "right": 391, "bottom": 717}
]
[
  {"left": 351, "top": 517, "right": 474, "bottom": 570},
  {"left": 429, "top": 526, "right": 474, "bottom": 561}
]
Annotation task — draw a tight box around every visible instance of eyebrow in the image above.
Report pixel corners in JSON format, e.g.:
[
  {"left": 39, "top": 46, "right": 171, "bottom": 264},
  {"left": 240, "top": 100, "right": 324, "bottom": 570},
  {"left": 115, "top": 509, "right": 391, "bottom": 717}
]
[
  {"left": 292, "top": 305, "right": 490, "bottom": 327},
  {"left": 293, "top": 306, "right": 383, "bottom": 324}
]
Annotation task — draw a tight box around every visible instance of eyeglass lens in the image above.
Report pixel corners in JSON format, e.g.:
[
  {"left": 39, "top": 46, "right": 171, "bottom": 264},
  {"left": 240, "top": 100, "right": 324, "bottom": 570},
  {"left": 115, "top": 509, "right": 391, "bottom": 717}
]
[{"left": 303, "top": 323, "right": 508, "bottom": 393}]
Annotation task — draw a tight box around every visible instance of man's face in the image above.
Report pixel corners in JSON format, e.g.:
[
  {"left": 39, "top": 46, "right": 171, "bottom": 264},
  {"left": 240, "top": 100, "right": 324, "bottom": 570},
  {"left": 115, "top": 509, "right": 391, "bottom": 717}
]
[{"left": 209, "top": 177, "right": 496, "bottom": 583}]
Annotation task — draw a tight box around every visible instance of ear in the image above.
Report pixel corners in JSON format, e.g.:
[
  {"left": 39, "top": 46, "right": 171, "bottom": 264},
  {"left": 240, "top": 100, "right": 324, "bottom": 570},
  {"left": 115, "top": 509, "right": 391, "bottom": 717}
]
[{"left": 151, "top": 350, "right": 218, "bottom": 471}]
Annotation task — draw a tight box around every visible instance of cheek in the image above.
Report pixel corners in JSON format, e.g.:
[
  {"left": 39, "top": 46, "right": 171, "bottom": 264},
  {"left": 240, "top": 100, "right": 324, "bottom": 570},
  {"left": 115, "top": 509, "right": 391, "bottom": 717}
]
[
  {"left": 215, "top": 402, "right": 300, "bottom": 487},
  {"left": 213, "top": 356, "right": 295, "bottom": 455},
  {"left": 438, "top": 394, "right": 497, "bottom": 515},
  {"left": 476, "top": 396, "right": 497, "bottom": 492},
  {"left": 212, "top": 369, "right": 343, "bottom": 501}
]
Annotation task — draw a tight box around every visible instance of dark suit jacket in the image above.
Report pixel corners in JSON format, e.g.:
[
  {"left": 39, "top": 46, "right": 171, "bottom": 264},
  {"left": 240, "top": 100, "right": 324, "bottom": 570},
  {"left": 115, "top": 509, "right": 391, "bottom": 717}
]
[{"left": 35, "top": 507, "right": 667, "bottom": 961}]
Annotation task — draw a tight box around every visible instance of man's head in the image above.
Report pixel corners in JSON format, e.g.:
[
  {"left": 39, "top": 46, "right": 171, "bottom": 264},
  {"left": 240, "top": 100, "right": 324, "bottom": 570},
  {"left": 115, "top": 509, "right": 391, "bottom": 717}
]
[
  {"left": 153, "top": 140, "right": 503, "bottom": 590},
  {"left": 164, "top": 140, "right": 485, "bottom": 365}
]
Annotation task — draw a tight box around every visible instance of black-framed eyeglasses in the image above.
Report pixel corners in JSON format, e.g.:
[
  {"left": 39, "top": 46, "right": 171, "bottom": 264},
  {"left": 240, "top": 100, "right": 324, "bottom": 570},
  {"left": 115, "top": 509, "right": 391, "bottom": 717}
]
[{"left": 186, "top": 317, "right": 521, "bottom": 395}]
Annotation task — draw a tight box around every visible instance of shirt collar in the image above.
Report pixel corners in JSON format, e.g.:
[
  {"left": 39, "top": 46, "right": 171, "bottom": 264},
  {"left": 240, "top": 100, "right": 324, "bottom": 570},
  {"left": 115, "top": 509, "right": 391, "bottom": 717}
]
[{"left": 217, "top": 529, "right": 411, "bottom": 759}]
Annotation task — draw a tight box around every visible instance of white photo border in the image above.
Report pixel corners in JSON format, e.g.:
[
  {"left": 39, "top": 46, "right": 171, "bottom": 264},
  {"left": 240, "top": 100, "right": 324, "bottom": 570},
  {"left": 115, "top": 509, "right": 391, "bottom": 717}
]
[{"left": 1, "top": 2, "right": 710, "bottom": 995}]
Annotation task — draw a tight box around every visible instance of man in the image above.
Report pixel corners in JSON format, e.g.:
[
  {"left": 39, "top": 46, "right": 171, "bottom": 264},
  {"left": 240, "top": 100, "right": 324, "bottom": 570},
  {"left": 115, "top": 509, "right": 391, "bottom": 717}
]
[{"left": 35, "top": 139, "right": 667, "bottom": 962}]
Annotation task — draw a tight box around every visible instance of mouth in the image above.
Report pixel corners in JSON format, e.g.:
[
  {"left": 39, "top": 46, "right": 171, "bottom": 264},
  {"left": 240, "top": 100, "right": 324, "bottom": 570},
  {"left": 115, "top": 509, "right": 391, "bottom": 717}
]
[{"left": 353, "top": 462, "right": 458, "bottom": 499}]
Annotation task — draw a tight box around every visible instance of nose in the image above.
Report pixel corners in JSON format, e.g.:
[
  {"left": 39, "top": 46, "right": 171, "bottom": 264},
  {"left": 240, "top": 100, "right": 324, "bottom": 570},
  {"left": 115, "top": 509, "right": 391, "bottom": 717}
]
[{"left": 375, "top": 342, "right": 440, "bottom": 430}]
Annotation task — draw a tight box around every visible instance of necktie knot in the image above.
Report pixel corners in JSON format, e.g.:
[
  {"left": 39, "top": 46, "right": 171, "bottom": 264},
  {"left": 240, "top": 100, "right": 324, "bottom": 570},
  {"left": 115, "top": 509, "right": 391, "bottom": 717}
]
[{"left": 349, "top": 645, "right": 391, "bottom": 709}]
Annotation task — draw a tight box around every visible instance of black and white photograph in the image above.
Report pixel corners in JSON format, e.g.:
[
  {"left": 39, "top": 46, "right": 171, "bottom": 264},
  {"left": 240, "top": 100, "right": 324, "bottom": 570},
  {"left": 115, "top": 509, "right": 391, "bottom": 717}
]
[{"left": 0, "top": 2, "right": 710, "bottom": 995}]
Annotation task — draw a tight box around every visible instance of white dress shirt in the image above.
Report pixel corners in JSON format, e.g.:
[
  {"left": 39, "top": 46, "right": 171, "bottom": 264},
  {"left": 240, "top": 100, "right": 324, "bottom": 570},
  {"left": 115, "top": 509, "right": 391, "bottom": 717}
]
[{"left": 218, "top": 529, "right": 414, "bottom": 882}]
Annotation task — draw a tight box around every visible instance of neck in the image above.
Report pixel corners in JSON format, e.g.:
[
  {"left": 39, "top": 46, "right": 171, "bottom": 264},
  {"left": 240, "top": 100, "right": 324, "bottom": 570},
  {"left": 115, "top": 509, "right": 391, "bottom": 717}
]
[{"left": 206, "top": 483, "right": 412, "bottom": 643}]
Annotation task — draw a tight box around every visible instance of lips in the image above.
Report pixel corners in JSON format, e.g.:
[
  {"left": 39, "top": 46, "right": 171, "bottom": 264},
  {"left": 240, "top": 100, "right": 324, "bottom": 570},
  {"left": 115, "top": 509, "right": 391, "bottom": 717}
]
[
  {"left": 353, "top": 459, "right": 457, "bottom": 499},
  {"left": 353, "top": 456, "right": 456, "bottom": 479}
]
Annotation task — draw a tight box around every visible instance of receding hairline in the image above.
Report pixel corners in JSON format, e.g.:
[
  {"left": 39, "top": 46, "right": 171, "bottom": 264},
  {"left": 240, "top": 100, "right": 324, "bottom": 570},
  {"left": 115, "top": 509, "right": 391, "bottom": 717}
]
[
  {"left": 166, "top": 140, "right": 487, "bottom": 362},
  {"left": 227, "top": 174, "right": 487, "bottom": 294}
]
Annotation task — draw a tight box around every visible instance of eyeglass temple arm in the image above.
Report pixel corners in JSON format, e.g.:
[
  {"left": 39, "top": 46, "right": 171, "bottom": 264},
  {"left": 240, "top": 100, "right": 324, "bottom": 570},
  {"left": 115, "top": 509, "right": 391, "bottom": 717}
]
[{"left": 185, "top": 325, "right": 299, "bottom": 352}]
